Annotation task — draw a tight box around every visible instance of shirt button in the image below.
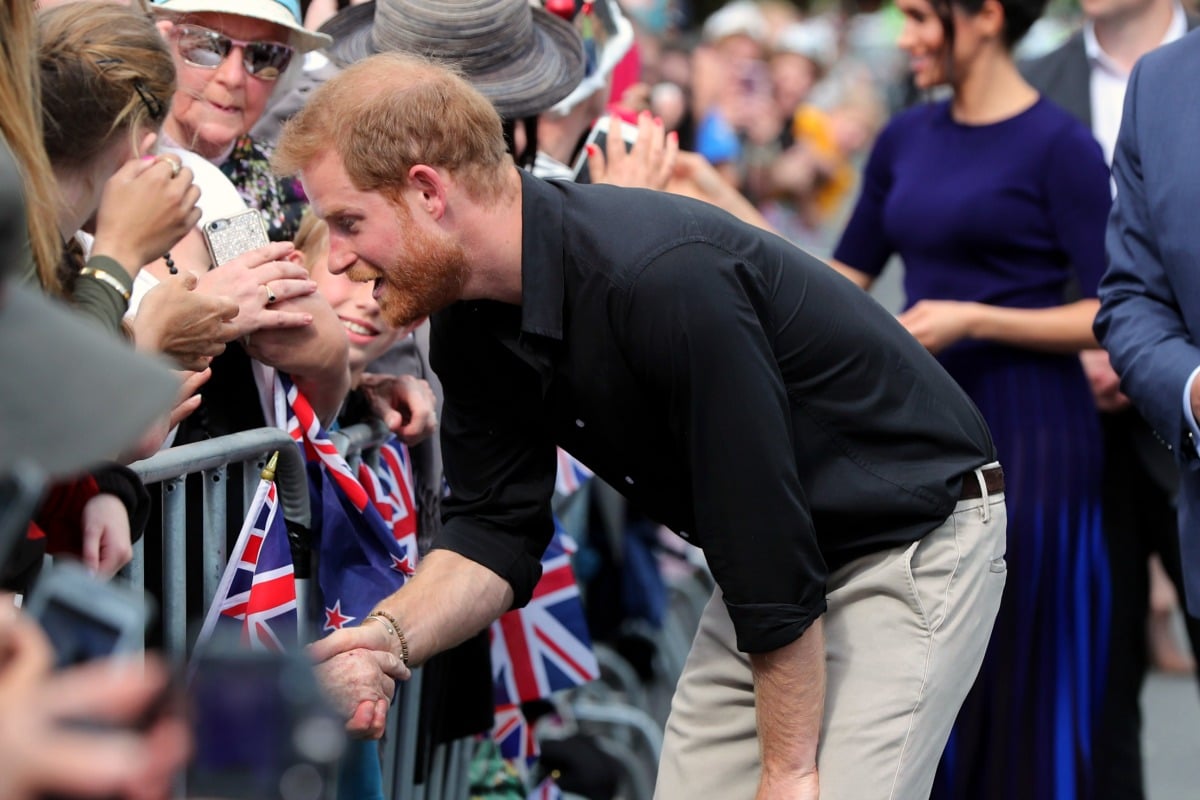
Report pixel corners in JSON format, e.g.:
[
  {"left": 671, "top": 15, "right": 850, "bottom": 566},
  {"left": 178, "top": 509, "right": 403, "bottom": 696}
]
[
  {"left": 575, "top": 419, "right": 585, "bottom": 428},
  {"left": 624, "top": 476, "right": 634, "bottom": 485}
]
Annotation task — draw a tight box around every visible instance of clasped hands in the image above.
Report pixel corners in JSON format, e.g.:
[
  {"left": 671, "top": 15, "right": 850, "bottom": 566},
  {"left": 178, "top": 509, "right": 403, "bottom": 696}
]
[{"left": 309, "top": 621, "right": 411, "bottom": 740}]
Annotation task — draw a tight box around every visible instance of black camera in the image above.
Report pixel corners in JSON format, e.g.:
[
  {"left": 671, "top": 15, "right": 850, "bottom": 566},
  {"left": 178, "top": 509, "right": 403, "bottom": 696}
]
[{"left": 187, "top": 628, "right": 347, "bottom": 800}]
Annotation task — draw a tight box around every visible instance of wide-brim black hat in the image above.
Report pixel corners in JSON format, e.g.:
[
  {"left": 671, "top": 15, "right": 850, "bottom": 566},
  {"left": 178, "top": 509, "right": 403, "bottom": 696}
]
[{"left": 321, "top": 0, "right": 586, "bottom": 121}]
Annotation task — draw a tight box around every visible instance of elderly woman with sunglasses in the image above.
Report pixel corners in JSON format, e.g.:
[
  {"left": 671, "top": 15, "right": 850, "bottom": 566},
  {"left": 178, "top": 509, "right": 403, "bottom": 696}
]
[{"left": 152, "top": 0, "right": 329, "bottom": 242}]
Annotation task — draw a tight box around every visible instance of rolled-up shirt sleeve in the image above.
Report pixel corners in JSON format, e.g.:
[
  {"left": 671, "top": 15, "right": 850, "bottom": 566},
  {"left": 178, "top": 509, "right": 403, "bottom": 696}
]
[
  {"left": 619, "top": 245, "right": 828, "bottom": 653},
  {"left": 428, "top": 306, "right": 557, "bottom": 608}
]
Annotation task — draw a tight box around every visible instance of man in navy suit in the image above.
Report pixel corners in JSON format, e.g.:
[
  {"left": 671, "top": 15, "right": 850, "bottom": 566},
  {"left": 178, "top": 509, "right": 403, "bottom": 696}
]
[
  {"left": 1025, "top": 5, "right": 1199, "bottom": 798},
  {"left": 1096, "top": 17, "right": 1200, "bottom": 749}
]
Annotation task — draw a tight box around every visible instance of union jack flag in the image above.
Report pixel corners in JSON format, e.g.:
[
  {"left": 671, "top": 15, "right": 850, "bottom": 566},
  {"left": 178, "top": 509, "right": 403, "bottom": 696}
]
[
  {"left": 195, "top": 455, "right": 297, "bottom": 654},
  {"left": 358, "top": 437, "right": 419, "bottom": 577},
  {"left": 528, "top": 776, "right": 563, "bottom": 800},
  {"left": 554, "top": 448, "right": 593, "bottom": 498},
  {"left": 274, "top": 374, "right": 413, "bottom": 633},
  {"left": 493, "top": 702, "right": 539, "bottom": 768},
  {"left": 491, "top": 529, "right": 599, "bottom": 705}
]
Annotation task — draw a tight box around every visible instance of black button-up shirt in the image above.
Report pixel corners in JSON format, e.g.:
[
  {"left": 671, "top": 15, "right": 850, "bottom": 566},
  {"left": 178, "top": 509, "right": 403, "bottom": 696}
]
[{"left": 430, "top": 171, "right": 996, "bottom": 653}]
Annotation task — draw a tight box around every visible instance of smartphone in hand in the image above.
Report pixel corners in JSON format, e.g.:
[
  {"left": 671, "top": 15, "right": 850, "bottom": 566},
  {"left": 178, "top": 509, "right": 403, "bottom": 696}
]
[
  {"left": 571, "top": 115, "right": 642, "bottom": 184},
  {"left": 202, "top": 209, "right": 270, "bottom": 267}
]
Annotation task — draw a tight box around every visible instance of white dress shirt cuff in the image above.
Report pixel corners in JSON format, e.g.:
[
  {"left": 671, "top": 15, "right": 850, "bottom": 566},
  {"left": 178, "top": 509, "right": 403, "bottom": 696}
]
[{"left": 1183, "top": 365, "right": 1200, "bottom": 446}]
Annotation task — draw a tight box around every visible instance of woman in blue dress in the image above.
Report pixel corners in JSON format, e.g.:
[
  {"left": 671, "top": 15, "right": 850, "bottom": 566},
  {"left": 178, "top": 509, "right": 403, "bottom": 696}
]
[{"left": 831, "top": 0, "right": 1112, "bottom": 795}]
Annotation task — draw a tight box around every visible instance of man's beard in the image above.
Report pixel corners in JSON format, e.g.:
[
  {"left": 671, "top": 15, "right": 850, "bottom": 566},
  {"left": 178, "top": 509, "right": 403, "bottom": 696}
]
[{"left": 378, "top": 221, "right": 468, "bottom": 330}]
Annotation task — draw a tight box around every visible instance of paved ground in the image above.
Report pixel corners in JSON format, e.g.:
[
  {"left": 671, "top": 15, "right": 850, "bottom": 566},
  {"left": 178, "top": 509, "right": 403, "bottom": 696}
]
[{"left": 1144, "top": 669, "right": 1200, "bottom": 799}]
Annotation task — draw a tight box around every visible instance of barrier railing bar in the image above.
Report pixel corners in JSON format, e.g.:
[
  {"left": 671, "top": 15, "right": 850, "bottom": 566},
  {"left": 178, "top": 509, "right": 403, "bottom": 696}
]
[
  {"left": 200, "top": 465, "right": 227, "bottom": 609},
  {"left": 161, "top": 476, "right": 187, "bottom": 664},
  {"left": 130, "top": 429, "right": 311, "bottom": 529}
]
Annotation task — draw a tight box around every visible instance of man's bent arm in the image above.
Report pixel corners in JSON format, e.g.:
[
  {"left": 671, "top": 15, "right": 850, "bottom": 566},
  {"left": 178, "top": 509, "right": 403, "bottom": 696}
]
[
  {"left": 309, "top": 549, "right": 513, "bottom": 667},
  {"left": 751, "top": 618, "right": 825, "bottom": 800}
]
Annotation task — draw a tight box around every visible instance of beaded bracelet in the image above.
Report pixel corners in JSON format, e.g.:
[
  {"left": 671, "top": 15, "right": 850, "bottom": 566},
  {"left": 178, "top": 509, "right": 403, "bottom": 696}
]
[
  {"left": 364, "top": 610, "right": 410, "bottom": 666},
  {"left": 79, "top": 266, "right": 131, "bottom": 301}
]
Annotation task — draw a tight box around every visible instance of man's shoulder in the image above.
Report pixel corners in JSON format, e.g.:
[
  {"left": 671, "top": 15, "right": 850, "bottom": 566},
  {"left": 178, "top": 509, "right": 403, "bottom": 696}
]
[
  {"left": 1138, "top": 26, "right": 1200, "bottom": 78},
  {"left": 1020, "top": 28, "right": 1087, "bottom": 85}
]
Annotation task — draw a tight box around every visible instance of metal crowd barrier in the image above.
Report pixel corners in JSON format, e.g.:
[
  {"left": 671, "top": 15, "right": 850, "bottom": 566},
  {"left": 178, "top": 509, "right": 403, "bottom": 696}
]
[{"left": 127, "top": 425, "right": 473, "bottom": 800}]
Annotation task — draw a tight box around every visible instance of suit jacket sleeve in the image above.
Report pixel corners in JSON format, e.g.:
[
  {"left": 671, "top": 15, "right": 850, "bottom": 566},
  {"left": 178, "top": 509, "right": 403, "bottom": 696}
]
[{"left": 1095, "top": 58, "right": 1200, "bottom": 464}]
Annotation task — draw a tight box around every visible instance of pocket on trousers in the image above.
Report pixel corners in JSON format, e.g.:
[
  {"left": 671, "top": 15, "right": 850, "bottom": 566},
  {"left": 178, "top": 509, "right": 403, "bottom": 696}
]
[{"left": 903, "top": 524, "right": 960, "bottom": 634}]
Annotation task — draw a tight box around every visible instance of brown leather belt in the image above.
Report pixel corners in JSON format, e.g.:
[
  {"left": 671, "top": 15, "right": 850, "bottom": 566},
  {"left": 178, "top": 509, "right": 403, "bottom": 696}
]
[{"left": 959, "top": 464, "right": 1005, "bottom": 500}]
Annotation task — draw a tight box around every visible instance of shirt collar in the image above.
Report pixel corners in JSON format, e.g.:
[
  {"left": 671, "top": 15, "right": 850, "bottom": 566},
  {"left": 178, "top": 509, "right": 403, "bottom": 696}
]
[
  {"left": 1084, "top": 3, "right": 1188, "bottom": 74},
  {"left": 517, "top": 170, "right": 567, "bottom": 341}
]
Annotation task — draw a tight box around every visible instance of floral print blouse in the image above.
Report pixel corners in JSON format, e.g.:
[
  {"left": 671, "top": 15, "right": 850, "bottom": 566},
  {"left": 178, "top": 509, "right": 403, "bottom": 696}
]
[{"left": 219, "top": 135, "right": 306, "bottom": 242}]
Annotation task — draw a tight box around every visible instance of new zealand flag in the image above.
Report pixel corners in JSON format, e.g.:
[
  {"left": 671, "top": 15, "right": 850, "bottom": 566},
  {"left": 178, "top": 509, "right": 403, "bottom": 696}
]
[{"left": 275, "top": 374, "right": 413, "bottom": 633}]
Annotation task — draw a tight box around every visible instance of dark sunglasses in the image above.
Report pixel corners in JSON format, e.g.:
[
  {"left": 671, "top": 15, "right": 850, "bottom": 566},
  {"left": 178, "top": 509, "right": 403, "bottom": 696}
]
[{"left": 173, "top": 23, "right": 294, "bottom": 81}]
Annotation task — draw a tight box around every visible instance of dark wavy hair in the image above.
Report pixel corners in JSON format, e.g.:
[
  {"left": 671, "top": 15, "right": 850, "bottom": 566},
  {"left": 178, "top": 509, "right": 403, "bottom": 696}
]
[{"left": 934, "top": 0, "right": 1047, "bottom": 53}]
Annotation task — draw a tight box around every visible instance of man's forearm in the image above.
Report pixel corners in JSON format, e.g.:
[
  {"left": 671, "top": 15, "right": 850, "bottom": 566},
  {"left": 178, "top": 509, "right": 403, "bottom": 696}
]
[
  {"left": 750, "top": 617, "right": 825, "bottom": 786},
  {"left": 373, "top": 548, "right": 514, "bottom": 666}
]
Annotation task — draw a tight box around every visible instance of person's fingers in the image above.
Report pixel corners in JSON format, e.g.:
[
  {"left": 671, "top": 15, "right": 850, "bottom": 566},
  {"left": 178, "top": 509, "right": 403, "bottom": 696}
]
[
  {"left": 308, "top": 627, "right": 380, "bottom": 663},
  {"left": 238, "top": 241, "right": 296, "bottom": 269},
  {"left": 174, "top": 165, "right": 194, "bottom": 188},
  {"left": 179, "top": 270, "right": 200, "bottom": 291},
  {"left": 606, "top": 119, "right": 630, "bottom": 166},
  {"left": 177, "top": 367, "right": 212, "bottom": 398},
  {"left": 257, "top": 309, "right": 316, "bottom": 330},
  {"left": 41, "top": 658, "right": 169, "bottom": 722},
  {"left": 371, "top": 697, "right": 390, "bottom": 738},
  {"left": 168, "top": 392, "right": 203, "bottom": 428},
  {"left": 368, "top": 649, "right": 409, "bottom": 683},
  {"left": 345, "top": 699, "right": 379, "bottom": 739},
  {"left": 216, "top": 295, "right": 241, "bottom": 322},
  {"left": 262, "top": 277, "right": 318, "bottom": 304},
  {"left": 97, "top": 540, "right": 132, "bottom": 579},
  {"left": 81, "top": 524, "right": 102, "bottom": 574},
  {"left": 182, "top": 183, "right": 202, "bottom": 211},
  {"left": 26, "top": 729, "right": 160, "bottom": 798},
  {"left": 0, "top": 612, "right": 55, "bottom": 687},
  {"left": 253, "top": 260, "right": 313, "bottom": 285},
  {"left": 659, "top": 130, "right": 681, "bottom": 188},
  {"left": 123, "top": 717, "right": 192, "bottom": 800},
  {"left": 585, "top": 142, "right": 607, "bottom": 184}
]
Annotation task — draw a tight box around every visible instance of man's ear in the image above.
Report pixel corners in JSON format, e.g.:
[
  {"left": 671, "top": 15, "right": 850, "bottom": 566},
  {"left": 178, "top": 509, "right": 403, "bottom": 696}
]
[{"left": 407, "top": 165, "right": 447, "bottom": 220}]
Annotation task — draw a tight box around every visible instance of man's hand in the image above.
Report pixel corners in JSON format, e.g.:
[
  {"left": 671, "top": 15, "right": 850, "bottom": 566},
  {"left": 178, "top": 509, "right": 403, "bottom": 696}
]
[
  {"left": 1080, "top": 349, "right": 1130, "bottom": 413},
  {"left": 312, "top": 648, "right": 407, "bottom": 739},
  {"left": 358, "top": 373, "right": 439, "bottom": 445},
  {"left": 757, "top": 769, "right": 819, "bottom": 800},
  {"left": 309, "top": 624, "right": 411, "bottom": 740}
]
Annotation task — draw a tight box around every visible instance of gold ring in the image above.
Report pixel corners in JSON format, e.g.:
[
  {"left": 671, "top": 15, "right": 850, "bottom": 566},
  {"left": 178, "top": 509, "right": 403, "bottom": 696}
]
[
  {"left": 157, "top": 155, "right": 181, "bottom": 178},
  {"left": 264, "top": 283, "right": 277, "bottom": 304}
]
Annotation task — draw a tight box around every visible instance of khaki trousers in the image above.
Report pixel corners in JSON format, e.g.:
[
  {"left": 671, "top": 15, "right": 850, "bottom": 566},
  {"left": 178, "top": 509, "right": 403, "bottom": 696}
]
[{"left": 654, "top": 473, "right": 1007, "bottom": 800}]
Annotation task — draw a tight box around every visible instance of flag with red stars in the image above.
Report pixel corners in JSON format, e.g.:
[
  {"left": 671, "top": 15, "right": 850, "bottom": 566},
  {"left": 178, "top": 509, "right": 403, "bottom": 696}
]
[
  {"left": 275, "top": 374, "right": 413, "bottom": 633},
  {"left": 196, "top": 465, "right": 296, "bottom": 653}
]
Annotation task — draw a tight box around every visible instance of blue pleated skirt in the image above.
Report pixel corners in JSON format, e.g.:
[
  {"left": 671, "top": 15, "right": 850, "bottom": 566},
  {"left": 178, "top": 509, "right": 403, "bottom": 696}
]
[{"left": 931, "top": 345, "right": 1110, "bottom": 800}]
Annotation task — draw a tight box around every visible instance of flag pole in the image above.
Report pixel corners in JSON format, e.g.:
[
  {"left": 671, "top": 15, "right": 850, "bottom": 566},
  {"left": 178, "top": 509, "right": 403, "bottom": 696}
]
[{"left": 190, "top": 452, "right": 280, "bottom": 667}]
